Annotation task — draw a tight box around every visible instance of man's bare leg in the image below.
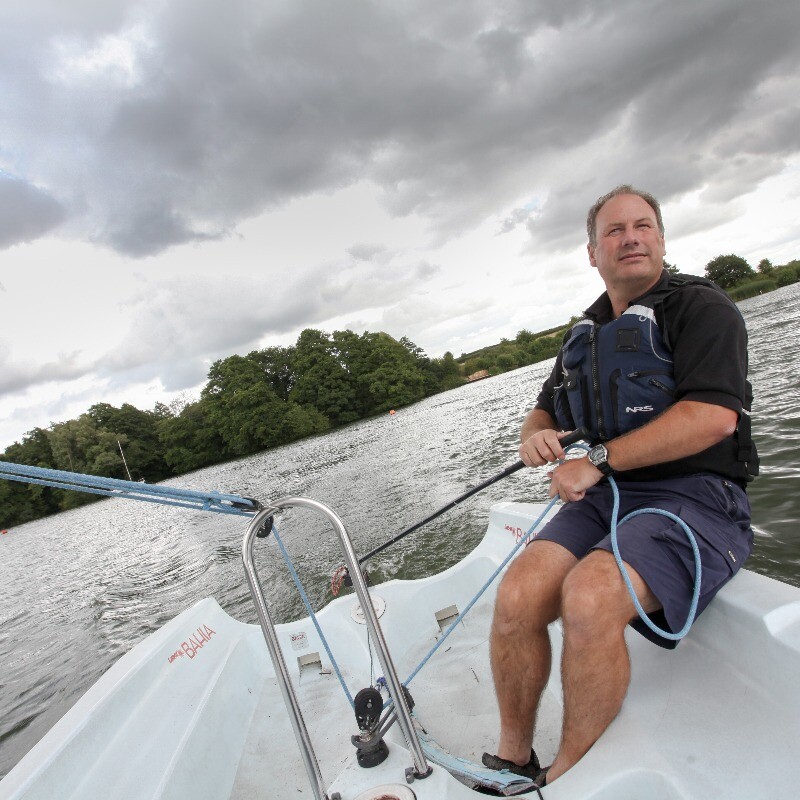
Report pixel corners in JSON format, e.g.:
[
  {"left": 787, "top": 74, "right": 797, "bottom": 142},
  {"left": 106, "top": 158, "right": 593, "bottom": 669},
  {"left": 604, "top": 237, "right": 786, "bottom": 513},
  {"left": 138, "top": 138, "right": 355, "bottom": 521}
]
[
  {"left": 547, "top": 550, "right": 661, "bottom": 782},
  {"left": 490, "top": 540, "right": 578, "bottom": 765}
]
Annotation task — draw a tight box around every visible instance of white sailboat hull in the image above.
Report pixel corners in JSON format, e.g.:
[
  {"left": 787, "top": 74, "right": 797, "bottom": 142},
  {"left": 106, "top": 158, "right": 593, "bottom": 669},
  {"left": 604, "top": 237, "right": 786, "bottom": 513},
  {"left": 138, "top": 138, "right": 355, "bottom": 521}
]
[{"left": 2, "top": 502, "right": 798, "bottom": 799}]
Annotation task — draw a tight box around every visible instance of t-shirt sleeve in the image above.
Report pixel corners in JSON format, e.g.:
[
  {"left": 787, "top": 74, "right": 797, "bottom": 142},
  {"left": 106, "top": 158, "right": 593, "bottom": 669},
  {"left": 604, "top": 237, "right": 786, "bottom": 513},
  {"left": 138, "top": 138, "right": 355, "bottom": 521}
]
[
  {"left": 665, "top": 287, "right": 748, "bottom": 414},
  {"left": 534, "top": 350, "right": 563, "bottom": 417}
]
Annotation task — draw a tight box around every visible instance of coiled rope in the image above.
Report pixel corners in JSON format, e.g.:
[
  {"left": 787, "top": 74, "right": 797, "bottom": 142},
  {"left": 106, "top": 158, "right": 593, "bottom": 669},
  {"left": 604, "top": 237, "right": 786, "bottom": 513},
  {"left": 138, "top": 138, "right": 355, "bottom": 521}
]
[
  {"left": 404, "top": 443, "right": 703, "bottom": 689},
  {"left": 608, "top": 475, "right": 702, "bottom": 640}
]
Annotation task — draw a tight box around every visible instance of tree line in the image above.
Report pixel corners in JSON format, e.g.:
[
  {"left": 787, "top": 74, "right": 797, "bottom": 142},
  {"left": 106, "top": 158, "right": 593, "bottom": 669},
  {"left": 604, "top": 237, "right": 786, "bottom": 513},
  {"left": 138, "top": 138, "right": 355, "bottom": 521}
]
[
  {"left": 0, "top": 329, "right": 466, "bottom": 527},
  {"left": 704, "top": 254, "right": 800, "bottom": 299},
  {"left": 2, "top": 253, "right": 797, "bottom": 528}
]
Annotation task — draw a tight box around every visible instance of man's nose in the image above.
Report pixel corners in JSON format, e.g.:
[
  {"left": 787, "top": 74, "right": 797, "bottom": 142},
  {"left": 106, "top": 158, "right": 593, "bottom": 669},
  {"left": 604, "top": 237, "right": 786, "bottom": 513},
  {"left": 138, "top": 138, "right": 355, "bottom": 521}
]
[{"left": 621, "top": 225, "right": 640, "bottom": 245}]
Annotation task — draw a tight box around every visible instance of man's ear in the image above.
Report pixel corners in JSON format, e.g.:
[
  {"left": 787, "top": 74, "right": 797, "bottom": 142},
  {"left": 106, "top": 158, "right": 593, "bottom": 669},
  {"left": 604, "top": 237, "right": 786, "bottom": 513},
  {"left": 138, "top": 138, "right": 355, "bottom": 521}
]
[{"left": 587, "top": 242, "right": 597, "bottom": 269}]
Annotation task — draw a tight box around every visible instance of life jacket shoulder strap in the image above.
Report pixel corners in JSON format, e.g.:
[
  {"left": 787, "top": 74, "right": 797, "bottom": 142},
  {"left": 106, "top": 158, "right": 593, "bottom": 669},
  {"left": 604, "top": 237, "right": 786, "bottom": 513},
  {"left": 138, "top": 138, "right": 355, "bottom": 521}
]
[{"left": 641, "top": 274, "right": 734, "bottom": 351}]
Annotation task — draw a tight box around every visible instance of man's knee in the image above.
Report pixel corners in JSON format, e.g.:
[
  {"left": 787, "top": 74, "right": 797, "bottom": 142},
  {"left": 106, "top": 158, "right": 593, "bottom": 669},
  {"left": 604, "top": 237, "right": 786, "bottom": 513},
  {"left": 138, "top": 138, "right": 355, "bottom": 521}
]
[
  {"left": 560, "top": 551, "right": 636, "bottom": 637},
  {"left": 493, "top": 542, "right": 575, "bottom": 631}
]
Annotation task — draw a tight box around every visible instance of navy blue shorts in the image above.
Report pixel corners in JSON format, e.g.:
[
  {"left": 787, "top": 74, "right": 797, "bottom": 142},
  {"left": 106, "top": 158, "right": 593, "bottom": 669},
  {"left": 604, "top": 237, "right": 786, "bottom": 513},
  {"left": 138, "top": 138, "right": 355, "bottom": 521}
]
[{"left": 532, "top": 473, "right": 753, "bottom": 648}]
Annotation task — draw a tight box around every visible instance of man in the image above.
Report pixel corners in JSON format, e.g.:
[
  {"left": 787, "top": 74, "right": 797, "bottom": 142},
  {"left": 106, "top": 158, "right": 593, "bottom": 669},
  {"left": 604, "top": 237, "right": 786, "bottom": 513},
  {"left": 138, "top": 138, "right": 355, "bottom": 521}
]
[{"left": 482, "top": 185, "right": 758, "bottom": 789}]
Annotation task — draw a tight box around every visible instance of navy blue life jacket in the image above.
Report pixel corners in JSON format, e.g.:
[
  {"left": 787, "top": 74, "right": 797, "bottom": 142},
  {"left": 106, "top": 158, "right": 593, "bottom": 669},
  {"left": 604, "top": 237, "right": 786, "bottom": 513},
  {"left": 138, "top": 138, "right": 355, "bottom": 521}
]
[
  {"left": 553, "top": 303, "right": 675, "bottom": 441},
  {"left": 553, "top": 274, "right": 758, "bottom": 482}
]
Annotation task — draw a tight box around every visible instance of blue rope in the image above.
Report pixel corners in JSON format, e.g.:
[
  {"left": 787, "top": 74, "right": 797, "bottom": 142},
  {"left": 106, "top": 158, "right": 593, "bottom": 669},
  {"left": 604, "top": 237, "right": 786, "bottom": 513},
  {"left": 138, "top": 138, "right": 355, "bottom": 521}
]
[
  {"left": 405, "top": 449, "right": 703, "bottom": 686},
  {"left": 608, "top": 475, "right": 702, "bottom": 640},
  {"left": 404, "top": 498, "right": 559, "bottom": 686},
  {"left": 0, "top": 460, "right": 259, "bottom": 516},
  {"left": 270, "top": 523, "right": 355, "bottom": 707}
]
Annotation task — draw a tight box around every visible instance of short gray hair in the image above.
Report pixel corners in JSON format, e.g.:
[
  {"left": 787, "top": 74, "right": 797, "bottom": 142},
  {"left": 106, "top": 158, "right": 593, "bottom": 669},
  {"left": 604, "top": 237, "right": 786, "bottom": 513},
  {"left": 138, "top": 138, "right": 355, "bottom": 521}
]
[{"left": 586, "top": 185, "right": 664, "bottom": 246}]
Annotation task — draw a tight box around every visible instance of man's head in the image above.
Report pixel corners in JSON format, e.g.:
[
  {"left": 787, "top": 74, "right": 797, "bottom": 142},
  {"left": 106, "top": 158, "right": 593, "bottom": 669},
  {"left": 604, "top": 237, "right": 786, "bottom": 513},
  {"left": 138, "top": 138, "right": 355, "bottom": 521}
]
[
  {"left": 586, "top": 185, "right": 664, "bottom": 247},
  {"left": 586, "top": 186, "right": 666, "bottom": 304}
]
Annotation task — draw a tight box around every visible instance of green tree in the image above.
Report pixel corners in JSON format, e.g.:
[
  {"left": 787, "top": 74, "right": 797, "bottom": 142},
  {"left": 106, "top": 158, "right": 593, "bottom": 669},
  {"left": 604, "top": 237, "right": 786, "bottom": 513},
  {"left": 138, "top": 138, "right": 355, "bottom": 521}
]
[
  {"left": 158, "top": 400, "right": 228, "bottom": 473},
  {"left": 0, "top": 428, "right": 61, "bottom": 526},
  {"left": 398, "top": 336, "right": 425, "bottom": 360},
  {"left": 399, "top": 336, "right": 445, "bottom": 396},
  {"left": 427, "top": 351, "right": 463, "bottom": 391},
  {"left": 47, "top": 416, "right": 113, "bottom": 476},
  {"left": 515, "top": 329, "right": 536, "bottom": 346},
  {"left": 215, "top": 384, "right": 292, "bottom": 454},
  {"left": 86, "top": 402, "right": 172, "bottom": 482},
  {"left": 46, "top": 416, "right": 125, "bottom": 508},
  {"left": 704, "top": 254, "right": 754, "bottom": 289},
  {"left": 202, "top": 350, "right": 330, "bottom": 456},
  {"left": 251, "top": 346, "right": 297, "bottom": 401},
  {"left": 343, "top": 331, "right": 428, "bottom": 414},
  {"left": 757, "top": 258, "right": 774, "bottom": 275},
  {"left": 775, "top": 261, "right": 800, "bottom": 287},
  {"left": 4, "top": 427, "right": 56, "bottom": 469},
  {"left": 283, "top": 402, "right": 330, "bottom": 441},
  {"left": 290, "top": 329, "right": 359, "bottom": 425},
  {"left": 529, "top": 336, "right": 562, "bottom": 362},
  {"left": 496, "top": 354, "right": 515, "bottom": 372}
]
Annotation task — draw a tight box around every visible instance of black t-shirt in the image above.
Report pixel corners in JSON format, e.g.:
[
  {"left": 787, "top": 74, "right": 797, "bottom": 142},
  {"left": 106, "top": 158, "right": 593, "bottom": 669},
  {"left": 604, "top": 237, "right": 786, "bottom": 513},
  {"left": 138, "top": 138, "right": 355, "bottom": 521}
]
[{"left": 534, "top": 271, "right": 753, "bottom": 484}]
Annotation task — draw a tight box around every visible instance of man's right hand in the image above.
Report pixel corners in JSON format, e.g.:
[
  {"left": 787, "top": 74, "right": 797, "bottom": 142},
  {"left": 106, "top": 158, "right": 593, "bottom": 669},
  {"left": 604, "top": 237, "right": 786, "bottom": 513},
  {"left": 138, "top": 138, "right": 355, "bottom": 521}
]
[{"left": 518, "top": 429, "right": 572, "bottom": 467}]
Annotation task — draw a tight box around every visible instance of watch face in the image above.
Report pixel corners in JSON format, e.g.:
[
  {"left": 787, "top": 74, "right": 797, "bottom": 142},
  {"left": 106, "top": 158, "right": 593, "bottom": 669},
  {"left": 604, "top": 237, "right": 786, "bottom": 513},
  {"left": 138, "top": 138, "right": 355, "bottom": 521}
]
[
  {"left": 589, "top": 445, "right": 608, "bottom": 466},
  {"left": 588, "top": 444, "right": 613, "bottom": 475}
]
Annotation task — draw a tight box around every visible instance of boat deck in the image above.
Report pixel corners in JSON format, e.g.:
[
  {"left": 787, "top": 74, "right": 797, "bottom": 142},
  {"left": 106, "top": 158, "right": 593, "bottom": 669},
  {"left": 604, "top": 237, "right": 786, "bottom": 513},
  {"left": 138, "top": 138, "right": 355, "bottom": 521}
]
[{"left": 3, "top": 502, "right": 800, "bottom": 799}]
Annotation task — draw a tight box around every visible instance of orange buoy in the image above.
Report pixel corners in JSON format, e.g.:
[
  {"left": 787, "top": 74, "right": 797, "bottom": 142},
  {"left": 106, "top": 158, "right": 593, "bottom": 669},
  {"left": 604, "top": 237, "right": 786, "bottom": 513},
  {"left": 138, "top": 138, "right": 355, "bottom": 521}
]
[{"left": 389, "top": 410, "right": 396, "bottom": 416}]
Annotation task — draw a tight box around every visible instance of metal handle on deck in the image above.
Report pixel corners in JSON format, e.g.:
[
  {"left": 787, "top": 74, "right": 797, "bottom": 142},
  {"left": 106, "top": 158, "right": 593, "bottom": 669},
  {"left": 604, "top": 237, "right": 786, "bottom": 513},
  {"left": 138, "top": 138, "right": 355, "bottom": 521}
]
[
  {"left": 242, "top": 497, "right": 431, "bottom": 800},
  {"left": 243, "top": 507, "right": 331, "bottom": 800}
]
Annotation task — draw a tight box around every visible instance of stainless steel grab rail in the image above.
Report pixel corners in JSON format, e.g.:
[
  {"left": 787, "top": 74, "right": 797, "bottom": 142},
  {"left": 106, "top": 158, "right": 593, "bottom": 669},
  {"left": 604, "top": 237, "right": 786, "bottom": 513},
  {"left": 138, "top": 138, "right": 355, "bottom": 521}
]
[{"left": 242, "top": 497, "right": 431, "bottom": 800}]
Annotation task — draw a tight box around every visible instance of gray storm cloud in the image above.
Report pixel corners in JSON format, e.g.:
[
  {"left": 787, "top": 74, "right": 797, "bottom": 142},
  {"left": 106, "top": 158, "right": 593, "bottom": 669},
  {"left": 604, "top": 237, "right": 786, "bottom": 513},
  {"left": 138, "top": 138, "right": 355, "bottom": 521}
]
[
  {"left": 1, "top": 0, "right": 797, "bottom": 256},
  {"left": 0, "top": 175, "right": 66, "bottom": 249},
  {"left": 1, "top": 0, "right": 799, "bottom": 447}
]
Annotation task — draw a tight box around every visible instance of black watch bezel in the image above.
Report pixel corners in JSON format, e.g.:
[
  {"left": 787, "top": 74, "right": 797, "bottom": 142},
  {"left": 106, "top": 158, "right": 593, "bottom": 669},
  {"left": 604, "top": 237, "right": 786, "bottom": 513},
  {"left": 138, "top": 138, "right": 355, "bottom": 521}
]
[{"left": 588, "top": 443, "right": 613, "bottom": 476}]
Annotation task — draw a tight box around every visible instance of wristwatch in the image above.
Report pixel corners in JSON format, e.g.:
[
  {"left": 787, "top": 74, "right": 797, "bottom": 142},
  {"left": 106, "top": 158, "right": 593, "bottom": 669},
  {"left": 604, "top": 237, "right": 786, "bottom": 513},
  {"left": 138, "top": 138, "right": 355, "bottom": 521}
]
[{"left": 588, "top": 443, "right": 614, "bottom": 476}]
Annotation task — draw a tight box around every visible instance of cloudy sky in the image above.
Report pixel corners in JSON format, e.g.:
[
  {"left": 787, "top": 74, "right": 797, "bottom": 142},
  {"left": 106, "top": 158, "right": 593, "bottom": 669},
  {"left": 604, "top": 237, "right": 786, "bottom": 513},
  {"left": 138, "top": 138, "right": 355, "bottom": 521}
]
[{"left": 1, "top": 0, "right": 799, "bottom": 449}]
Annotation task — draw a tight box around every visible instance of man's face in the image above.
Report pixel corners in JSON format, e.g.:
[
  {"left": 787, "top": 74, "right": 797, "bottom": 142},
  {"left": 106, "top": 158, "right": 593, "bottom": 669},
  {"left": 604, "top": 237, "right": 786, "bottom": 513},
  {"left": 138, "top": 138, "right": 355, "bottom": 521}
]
[{"left": 587, "top": 194, "right": 666, "bottom": 292}]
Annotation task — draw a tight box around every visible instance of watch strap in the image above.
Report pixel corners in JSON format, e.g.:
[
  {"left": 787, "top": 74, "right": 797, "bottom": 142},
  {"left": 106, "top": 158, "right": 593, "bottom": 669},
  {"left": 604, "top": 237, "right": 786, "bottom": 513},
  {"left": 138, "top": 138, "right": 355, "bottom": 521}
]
[{"left": 589, "top": 444, "right": 614, "bottom": 476}]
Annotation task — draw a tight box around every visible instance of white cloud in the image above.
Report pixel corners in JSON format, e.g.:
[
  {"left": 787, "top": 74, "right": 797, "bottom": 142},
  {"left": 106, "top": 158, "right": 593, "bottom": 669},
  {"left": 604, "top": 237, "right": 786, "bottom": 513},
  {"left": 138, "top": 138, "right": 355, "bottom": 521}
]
[{"left": 1, "top": 0, "right": 799, "bottom": 448}]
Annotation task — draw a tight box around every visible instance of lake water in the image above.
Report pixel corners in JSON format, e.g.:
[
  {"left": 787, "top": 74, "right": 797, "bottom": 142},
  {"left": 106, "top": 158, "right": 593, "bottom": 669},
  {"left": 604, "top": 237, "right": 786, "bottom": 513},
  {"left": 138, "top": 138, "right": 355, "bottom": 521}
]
[{"left": 1, "top": 282, "right": 799, "bottom": 779}]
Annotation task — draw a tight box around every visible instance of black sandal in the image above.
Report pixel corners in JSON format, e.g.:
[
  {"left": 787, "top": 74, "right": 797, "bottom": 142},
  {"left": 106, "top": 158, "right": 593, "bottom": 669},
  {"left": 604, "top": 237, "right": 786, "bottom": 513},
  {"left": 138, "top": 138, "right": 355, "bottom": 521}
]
[
  {"left": 478, "top": 750, "right": 548, "bottom": 796},
  {"left": 481, "top": 748, "right": 541, "bottom": 779}
]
